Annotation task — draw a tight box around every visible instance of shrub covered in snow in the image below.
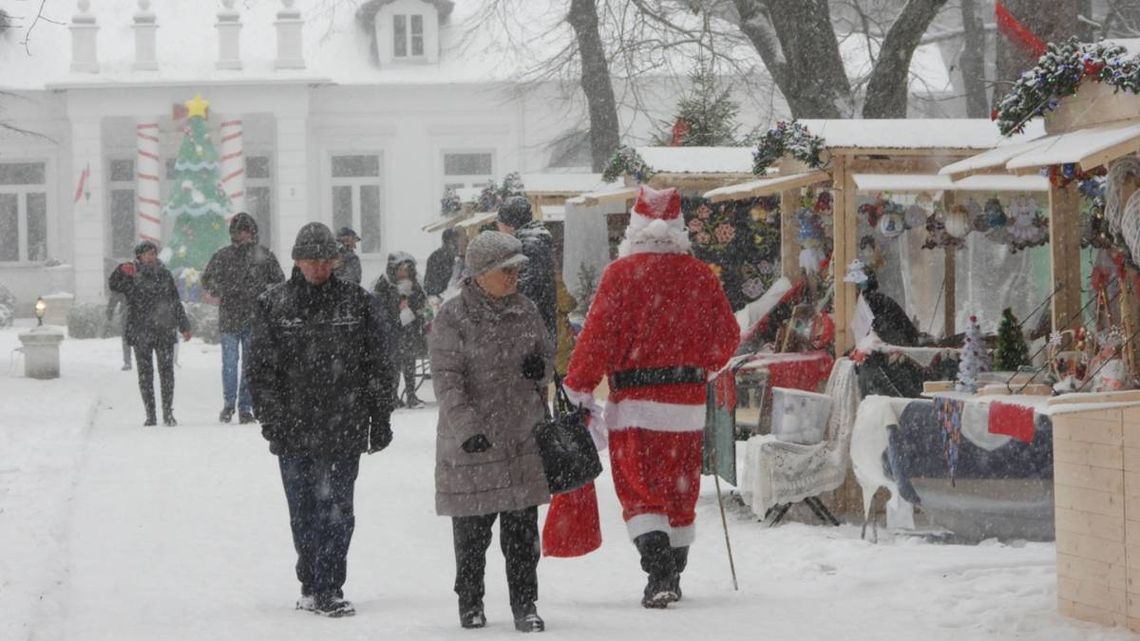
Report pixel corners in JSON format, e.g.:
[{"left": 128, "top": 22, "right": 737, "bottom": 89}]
[
  {"left": 67, "top": 303, "right": 107, "bottom": 339},
  {"left": 0, "top": 282, "right": 15, "bottom": 328}
]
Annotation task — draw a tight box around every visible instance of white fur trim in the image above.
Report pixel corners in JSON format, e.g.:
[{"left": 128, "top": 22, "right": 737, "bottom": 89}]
[
  {"left": 625, "top": 514, "right": 696, "bottom": 546},
  {"left": 604, "top": 398, "right": 705, "bottom": 433},
  {"left": 618, "top": 212, "right": 691, "bottom": 257}
]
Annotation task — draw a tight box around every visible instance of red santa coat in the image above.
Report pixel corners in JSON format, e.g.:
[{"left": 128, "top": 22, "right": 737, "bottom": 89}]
[{"left": 564, "top": 252, "right": 738, "bottom": 545}]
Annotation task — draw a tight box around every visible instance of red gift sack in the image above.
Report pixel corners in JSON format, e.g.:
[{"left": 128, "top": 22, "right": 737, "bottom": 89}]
[{"left": 542, "top": 481, "right": 602, "bottom": 557}]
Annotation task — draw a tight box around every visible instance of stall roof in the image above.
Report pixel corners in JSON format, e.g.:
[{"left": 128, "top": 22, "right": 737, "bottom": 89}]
[
  {"left": 798, "top": 119, "right": 1045, "bottom": 151},
  {"left": 852, "top": 173, "right": 1049, "bottom": 193},
  {"left": 1004, "top": 121, "right": 1140, "bottom": 173},
  {"left": 455, "top": 211, "right": 498, "bottom": 230},
  {"left": 540, "top": 204, "right": 565, "bottom": 222},
  {"left": 520, "top": 173, "right": 607, "bottom": 194},
  {"left": 937, "top": 137, "right": 1053, "bottom": 178},
  {"left": 566, "top": 185, "right": 639, "bottom": 206},
  {"left": 703, "top": 171, "right": 831, "bottom": 202},
  {"left": 423, "top": 213, "right": 467, "bottom": 233},
  {"left": 636, "top": 147, "right": 755, "bottom": 175}
]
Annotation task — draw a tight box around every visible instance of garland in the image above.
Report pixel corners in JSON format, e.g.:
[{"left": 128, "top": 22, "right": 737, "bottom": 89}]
[
  {"left": 752, "top": 120, "right": 826, "bottom": 175},
  {"left": 994, "top": 38, "right": 1131, "bottom": 136},
  {"left": 602, "top": 145, "right": 656, "bottom": 184}
]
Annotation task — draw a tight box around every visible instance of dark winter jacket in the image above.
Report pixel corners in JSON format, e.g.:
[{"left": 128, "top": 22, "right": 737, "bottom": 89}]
[
  {"left": 424, "top": 245, "right": 458, "bottom": 297},
  {"left": 372, "top": 252, "right": 428, "bottom": 358},
  {"left": 334, "top": 246, "right": 362, "bottom": 285},
  {"left": 431, "top": 281, "right": 553, "bottom": 517},
  {"left": 108, "top": 261, "right": 191, "bottom": 347},
  {"left": 248, "top": 270, "right": 396, "bottom": 457},
  {"left": 514, "top": 220, "right": 557, "bottom": 337},
  {"left": 201, "top": 216, "right": 286, "bottom": 334}
]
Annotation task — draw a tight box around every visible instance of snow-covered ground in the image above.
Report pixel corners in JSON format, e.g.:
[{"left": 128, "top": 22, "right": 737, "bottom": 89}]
[{"left": 1, "top": 321, "right": 1136, "bottom": 641}]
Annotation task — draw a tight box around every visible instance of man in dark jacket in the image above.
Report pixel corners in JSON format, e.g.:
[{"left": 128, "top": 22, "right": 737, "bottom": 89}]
[
  {"left": 424, "top": 228, "right": 460, "bottom": 297},
  {"left": 497, "top": 197, "right": 556, "bottom": 337},
  {"left": 248, "top": 222, "right": 396, "bottom": 619},
  {"left": 373, "top": 252, "right": 428, "bottom": 408},
  {"left": 333, "top": 227, "right": 363, "bottom": 285},
  {"left": 202, "top": 212, "right": 286, "bottom": 424},
  {"left": 108, "top": 241, "right": 192, "bottom": 426}
]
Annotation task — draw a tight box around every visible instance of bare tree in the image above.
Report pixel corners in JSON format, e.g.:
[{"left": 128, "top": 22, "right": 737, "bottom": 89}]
[
  {"left": 568, "top": 0, "right": 621, "bottom": 171},
  {"left": 958, "top": 0, "right": 989, "bottom": 118}
]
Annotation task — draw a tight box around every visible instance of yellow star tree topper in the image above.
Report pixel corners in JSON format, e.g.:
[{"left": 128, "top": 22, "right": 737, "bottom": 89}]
[{"left": 185, "top": 94, "right": 210, "bottom": 120}]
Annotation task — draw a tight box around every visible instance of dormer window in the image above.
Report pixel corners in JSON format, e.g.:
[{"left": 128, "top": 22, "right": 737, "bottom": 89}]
[
  {"left": 393, "top": 14, "right": 425, "bottom": 58},
  {"left": 359, "top": 0, "right": 452, "bottom": 66}
]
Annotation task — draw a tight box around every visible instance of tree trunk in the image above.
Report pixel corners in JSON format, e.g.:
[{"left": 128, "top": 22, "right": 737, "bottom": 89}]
[
  {"left": 994, "top": 0, "right": 1081, "bottom": 108},
  {"left": 862, "top": 0, "right": 949, "bottom": 118},
  {"left": 959, "top": 0, "right": 989, "bottom": 118},
  {"left": 567, "top": 0, "right": 621, "bottom": 172}
]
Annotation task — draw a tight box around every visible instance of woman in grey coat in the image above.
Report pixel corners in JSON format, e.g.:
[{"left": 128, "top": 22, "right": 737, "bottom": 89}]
[{"left": 431, "top": 231, "right": 553, "bottom": 633}]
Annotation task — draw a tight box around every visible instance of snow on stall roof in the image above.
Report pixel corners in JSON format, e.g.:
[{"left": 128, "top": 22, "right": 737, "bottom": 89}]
[
  {"left": 853, "top": 173, "right": 1049, "bottom": 193},
  {"left": 1005, "top": 121, "right": 1140, "bottom": 171},
  {"left": 520, "top": 173, "right": 607, "bottom": 194},
  {"left": 799, "top": 119, "right": 1046, "bottom": 151},
  {"left": 636, "top": 147, "right": 755, "bottom": 175},
  {"left": 937, "top": 136, "right": 1053, "bottom": 177}
]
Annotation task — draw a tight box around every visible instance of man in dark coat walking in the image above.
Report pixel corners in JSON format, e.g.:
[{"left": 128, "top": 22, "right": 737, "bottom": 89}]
[
  {"left": 202, "top": 212, "right": 285, "bottom": 424},
  {"left": 108, "top": 241, "right": 192, "bottom": 426},
  {"left": 424, "top": 228, "right": 461, "bottom": 297},
  {"left": 248, "top": 222, "right": 396, "bottom": 618},
  {"left": 497, "top": 197, "right": 556, "bottom": 337},
  {"left": 334, "top": 227, "right": 363, "bottom": 285}
]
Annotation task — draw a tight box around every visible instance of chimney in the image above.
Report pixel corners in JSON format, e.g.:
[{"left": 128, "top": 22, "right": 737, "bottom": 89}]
[
  {"left": 132, "top": 0, "right": 157, "bottom": 71},
  {"left": 274, "top": 0, "right": 304, "bottom": 70},
  {"left": 216, "top": 0, "right": 242, "bottom": 70},
  {"left": 69, "top": 0, "right": 99, "bottom": 73}
]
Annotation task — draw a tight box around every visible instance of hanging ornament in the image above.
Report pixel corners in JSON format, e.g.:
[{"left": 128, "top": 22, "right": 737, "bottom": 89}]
[
  {"left": 966, "top": 198, "right": 990, "bottom": 232},
  {"left": 876, "top": 211, "right": 906, "bottom": 238},
  {"left": 905, "top": 204, "right": 928, "bottom": 228},
  {"left": 984, "top": 198, "right": 1008, "bottom": 228},
  {"left": 944, "top": 204, "right": 972, "bottom": 239}
]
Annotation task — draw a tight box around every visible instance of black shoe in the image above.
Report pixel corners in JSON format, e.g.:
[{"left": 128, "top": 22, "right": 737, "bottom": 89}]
[
  {"left": 641, "top": 586, "right": 677, "bottom": 609},
  {"left": 219, "top": 406, "right": 235, "bottom": 423},
  {"left": 143, "top": 415, "right": 157, "bottom": 427},
  {"left": 512, "top": 602, "right": 545, "bottom": 632},
  {"left": 667, "top": 575, "right": 682, "bottom": 603},
  {"left": 163, "top": 412, "right": 177, "bottom": 427},
  {"left": 406, "top": 395, "right": 426, "bottom": 409},
  {"left": 459, "top": 603, "right": 486, "bottom": 629},
  {"left": 311, "top": 594, "right": 355, "bottom": 618},
  {"left": 239, "top": 411, "right": 257, "bottom": 424}
]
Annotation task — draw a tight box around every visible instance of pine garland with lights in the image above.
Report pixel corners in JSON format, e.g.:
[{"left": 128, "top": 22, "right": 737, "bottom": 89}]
[
  {"left": 602, "top": 145, "right": 655, "bottom": 184},
  {"left": 752, "top": 120, "right": 825, "bottom": 176}
]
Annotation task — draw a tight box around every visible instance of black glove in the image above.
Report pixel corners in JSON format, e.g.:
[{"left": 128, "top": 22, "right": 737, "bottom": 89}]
[
  {"left": 369, "top": 421, "right": 393, "bottom": 453},
  {"left": 521, "top": 352, "right": 545, "bottom": 381},
  {"left": 461, "top": 434, "right": 492, "bottom": 454}
]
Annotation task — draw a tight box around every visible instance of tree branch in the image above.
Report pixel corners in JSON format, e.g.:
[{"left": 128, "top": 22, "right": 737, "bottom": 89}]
[{"left": 862, "top": 0, "right": 949, "bottom": 118}]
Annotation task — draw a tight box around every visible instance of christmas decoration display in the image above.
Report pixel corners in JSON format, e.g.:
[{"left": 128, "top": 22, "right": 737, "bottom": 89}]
[
  {"left": 1049, "top": 328, "right": 1090, "bottom": 391},
  {"left": 994, "top": 308, "right": 1030, "bottom": 371},
  {"left": 476, "top": 172, "right": 525, "bottom": 212},
  {"left": 993, "top": 38, "right": 1127, "bottom": 136},
  {"left": 983, "top": 198, "right": 1008, "bottom": 230},
  {"left": 660, "top": 64, "right": 742, "bottom": 147},
  {"left": 1045, "top": 163, "right": 1105, "bottom": 189},
  {"left": 943, "top": 204, "right": 972, "bottom": 239},
  {"left": 922, "top": 204, "right": 967, "bottom": 250},
  {"left": 439, "top": 186, "right": 461, "bottom": 216},
  {"left": 1003, "top": 196, "right": 1049, "bottom": 251},
  {"left": 1105, "top": 157, "right": 1140, "bottom": 236},
  {"left": 857, "top": 197, "right": 907, "bottom": 234},
  {"left": 956, "top": 315, "right": 990, "bottom": 393},
  {"left": 602, "top": 145, "right": 655, "bottom": 184},
  {"left": 684, "top": 196, "right": 780, "bottom": 310},
  {"left": 164, "top": 95, "right": 233, "bottom": 273},
  {"left": 751, "top": 120, "right": 826, "bottom": 176},
  {"left": 1081, "top": 177, "right": 1115, "bottom": 250}
]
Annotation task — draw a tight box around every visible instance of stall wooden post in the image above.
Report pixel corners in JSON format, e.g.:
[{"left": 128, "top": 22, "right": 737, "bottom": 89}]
[
  {"left": 1049, "top": 182, "right": 1084, "bottom": 332},
  {"left": 780, "top": 188, "right": 801, "bottom": 279},
  {"left": 832, "top": 154, "right": 855, "bottom": 354},
  {"left": 941, "top": 191, "right": 957, "bottom": 337}
]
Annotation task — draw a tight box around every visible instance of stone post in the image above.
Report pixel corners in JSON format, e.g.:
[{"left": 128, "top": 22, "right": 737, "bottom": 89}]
[{"left": 70, "top": 0, "right": 99, "bottom": 73}]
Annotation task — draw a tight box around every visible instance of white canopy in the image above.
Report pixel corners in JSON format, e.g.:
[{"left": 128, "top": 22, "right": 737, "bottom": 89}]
[
  {"left": 940, "top": 121, "right": 1140, "bottom": 178},
  {"left": 566, "top": 185, "right": 638, "bottom": 207},
  {"left": 853, "top": 173, "right": 1049, "bottom": 193},
  {"left": 703, "top": 171, "right": 831, "bottom": 202}
]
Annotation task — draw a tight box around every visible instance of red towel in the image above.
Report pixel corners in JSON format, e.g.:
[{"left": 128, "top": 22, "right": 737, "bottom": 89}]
[
  {"left": 768, "top": 354, "right": 834, "bottom": 391},
  {"left": 988, "top": 401, "right": 1036, "bottom": 444},
  {"left": 542, "top": 481, "right": 602, "bottom": 557}
]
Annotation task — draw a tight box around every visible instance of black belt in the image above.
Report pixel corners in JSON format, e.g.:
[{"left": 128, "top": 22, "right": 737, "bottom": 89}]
[{"left": 610, "top": 366, "right": 707, "bottom": 390}]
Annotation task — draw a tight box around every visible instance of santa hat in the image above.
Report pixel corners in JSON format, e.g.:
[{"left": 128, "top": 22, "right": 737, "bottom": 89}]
[{"left": 618, "top": 185, "right": 691, "bottom": 257}]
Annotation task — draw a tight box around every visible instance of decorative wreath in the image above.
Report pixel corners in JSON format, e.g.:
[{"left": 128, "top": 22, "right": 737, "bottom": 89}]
[
  {"left": 603, "top": 145, "right": 656, "bottom": 184},
  {"left": 752, "top": 120, "right": 826, "bottom": 176}
]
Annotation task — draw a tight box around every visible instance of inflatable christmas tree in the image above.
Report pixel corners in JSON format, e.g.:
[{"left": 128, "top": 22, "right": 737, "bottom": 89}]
[
  {"left": 956, "top": 315, "right": 991, "bottom": 393},
  {"left": 164, "top": 95, "right": 231, "bottom": 273}
]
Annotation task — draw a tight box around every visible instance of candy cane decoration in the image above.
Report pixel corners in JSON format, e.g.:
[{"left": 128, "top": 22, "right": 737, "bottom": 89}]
[
  {"left": 136, "top": 122, "right": 163, "bottom": 244},
  {"left": 219, "top": 119, "right": 245, "bottom": 217}
]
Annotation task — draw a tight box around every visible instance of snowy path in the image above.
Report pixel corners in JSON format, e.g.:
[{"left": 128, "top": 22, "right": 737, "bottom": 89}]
[{"left": 1, "top": 326, "right": 1137, "bottom": 640}]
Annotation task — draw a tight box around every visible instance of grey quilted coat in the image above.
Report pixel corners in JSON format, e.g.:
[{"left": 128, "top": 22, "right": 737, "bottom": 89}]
[{"left": 431, "top": 281, "right": 553, "bottom": 517}]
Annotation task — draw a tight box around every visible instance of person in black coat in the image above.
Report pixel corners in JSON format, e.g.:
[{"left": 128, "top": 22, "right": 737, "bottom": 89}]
[
  {"left": 372, "top": 251, "right": 429, "bottom": 408},
  {"left": 424, "top": 228, "right": 461, "bottom": 297},
  {"left": 497, "top": 197, "right": 556, "bottom": 338},
  {"left": 108, "top": 241, "right": 192, "bottom": 426},
  {"left": 247, "top": 222, "right": 396, "bottom": 619},
  {"left": 202, "top": 212, "right": 286, "bottom": 424},
  {"left": 334, "top": 226, "right": 363, "bottom": 285}
]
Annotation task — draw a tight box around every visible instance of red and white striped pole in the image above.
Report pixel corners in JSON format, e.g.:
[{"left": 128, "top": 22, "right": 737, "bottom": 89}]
[
  {"left": 219, "top": 119, "right": 245, "bottom": 217},
  {"left": 135, "top": 122, "right": 163, "bottom": 244}
]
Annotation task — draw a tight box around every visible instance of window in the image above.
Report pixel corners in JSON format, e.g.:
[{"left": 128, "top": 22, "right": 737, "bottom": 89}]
[
  {"left": 442, "top": 151, "right": 494, "bottom": 191},
  {"left": 245, "top": 155, "right": 274, "bottom": 248},
  {"left": 330, "top": 154, "right": 382, "bottom": 254},
  {"left": 108, "top": 158, "right": 136, "bottom": 259},
  {"left": 393, "top": 14, "right": 425, "bottom": 58},
  {"left": 0, "top": 161, "right": 48, "bottom": 263}
]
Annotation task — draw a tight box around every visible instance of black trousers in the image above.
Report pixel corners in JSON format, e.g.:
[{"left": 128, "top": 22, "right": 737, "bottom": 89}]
[
  {"left": 397, "top": 354, "right": 416, "bottom": 399},
  {"left": 278, "top": 455, "right": 360, "bottom": 598},
  {"left": 133, "top": 342, "right": 175, "bottom": 416},
  {"left": 451, "top": 506, "right": 540, "bottom": 609}
]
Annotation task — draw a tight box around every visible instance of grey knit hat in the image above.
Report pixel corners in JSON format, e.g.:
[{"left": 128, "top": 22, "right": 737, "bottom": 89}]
[
  {"left": 291, "top": 222, "right": 339, "bottom": 260},
  {"left": 465, "top": 231, "right": 529, "bottom": 276}
]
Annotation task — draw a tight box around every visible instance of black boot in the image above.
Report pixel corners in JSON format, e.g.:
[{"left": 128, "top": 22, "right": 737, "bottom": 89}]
[
  {"left": 511, "top": 602, "right": 545, "bottom": 633},
  {"left": 668, "top": 545, "right": 689, "bottom": 602},
  {"left": 634, "top": 532, "right": 676, "bottom": 609},
  {"left": 143, "top": 394, "right": 157, "bottom": 427},
  {"left": 458, "top": 599, "right": 486, "bottom": 629},
  {"left": 163, "top": 409, "right": 177, "bottom": 427},
  {"left": 219, "top": 406, "right": 234, "bottom": 423}
]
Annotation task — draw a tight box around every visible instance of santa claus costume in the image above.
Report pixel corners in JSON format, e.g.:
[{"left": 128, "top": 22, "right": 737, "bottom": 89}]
[{"left": 563, "top": 185, "right": 739, "bottom": 608}]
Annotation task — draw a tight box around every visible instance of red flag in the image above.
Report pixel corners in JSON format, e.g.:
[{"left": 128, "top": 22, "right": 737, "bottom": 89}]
[
  {"left": 542, "top": 481, "right": 602, "bottom": 557},
  {"left": 73, "top": 163, "right": 90, "bottom": 204},
  {"left": 671, "top": 118, "right": 691, "bottom": 146},
  {"left": 995, "top": 1, "right": 1046, "bottom": 58}
]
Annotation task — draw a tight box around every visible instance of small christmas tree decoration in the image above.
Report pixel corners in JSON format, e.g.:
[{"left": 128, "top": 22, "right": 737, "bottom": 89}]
[
  {"left": 994, "top": 308, "right": 1030, "bottom": 371},
  {"left": 660, "top": 64, "right": 741, "bottom": 147},
  {"left": 956, "top": 315, "right": 991, "bottom": 393}
]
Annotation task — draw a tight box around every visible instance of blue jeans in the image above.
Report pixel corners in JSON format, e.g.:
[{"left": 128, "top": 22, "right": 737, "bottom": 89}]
[
  {"left": 278, "top": 455, "right": 360, "bottom": 598},
  {"left": 220, "top": 328, "right": 252, "bottom": 412}
]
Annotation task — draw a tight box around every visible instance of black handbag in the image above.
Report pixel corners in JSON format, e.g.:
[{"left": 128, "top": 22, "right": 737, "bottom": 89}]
[{"left": 533, "top": 379, "right": 603, "bottom": 494}]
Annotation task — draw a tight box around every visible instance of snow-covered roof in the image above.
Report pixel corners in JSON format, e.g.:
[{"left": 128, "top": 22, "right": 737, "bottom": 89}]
[
  {"left": 519, "top": 173, "right": 606, "bottom": 194},
  {"left": 704, "top": 171, "right": 830, "bottom": 202},
  {"left": 852, "top": 173, "right": 1049, "bottom": 193},
  {"left": 636, "top": 147, "right": 755, "bottom": 175},
  {"left": 799, "top": 119, "right": 1046, "bottom": 151},
  {"left": 1005, "top": 121, "right": 1140, "bottom": 172}
]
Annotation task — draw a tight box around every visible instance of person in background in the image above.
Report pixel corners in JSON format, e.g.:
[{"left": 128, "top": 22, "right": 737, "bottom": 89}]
[
  {"left": 202, "top": 212, "right": 286, "bottom": 424},
  {"left": 248, "top": 222, "right": 396, "bottom": 619},
  {"left": 430, "top": 230, "right": 552, "bottom": 632},
  {"left": 425, "top": 228, "right": 462, "bottom": 298},
  {"left": 553, "top": 267, "right": 578, "bottom": 378},
  {"left": 104, "top": 289, "right": 132, "bottom": 371},
  {"left": 496, "top": 197, "right": 556, "bottom": 338},
  {"left": 373, "top": 252, "right": 429, "bottom": 409},
  {"left": 334, "top": 227, "right": 363, "bottom": 285},
  {"left": 109, "top": 241, "right": 193, "bottom": 426}
]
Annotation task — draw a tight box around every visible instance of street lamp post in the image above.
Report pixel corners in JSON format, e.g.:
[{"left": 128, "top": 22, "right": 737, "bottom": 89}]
[{"left": 34, "top": 297, "right": 46, "bottom": 327}]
